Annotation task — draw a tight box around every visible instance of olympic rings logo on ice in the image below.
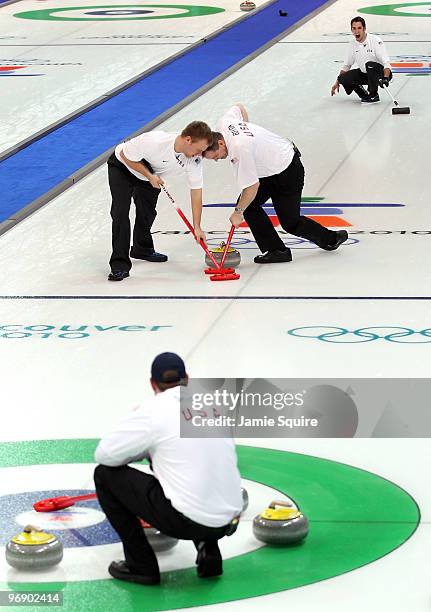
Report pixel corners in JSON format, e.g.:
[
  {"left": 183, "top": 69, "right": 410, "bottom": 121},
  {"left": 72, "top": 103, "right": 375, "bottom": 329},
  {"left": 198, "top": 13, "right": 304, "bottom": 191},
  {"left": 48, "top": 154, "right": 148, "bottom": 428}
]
[{"left": 287, "top": 326, "right": 431, "bottom": 344}]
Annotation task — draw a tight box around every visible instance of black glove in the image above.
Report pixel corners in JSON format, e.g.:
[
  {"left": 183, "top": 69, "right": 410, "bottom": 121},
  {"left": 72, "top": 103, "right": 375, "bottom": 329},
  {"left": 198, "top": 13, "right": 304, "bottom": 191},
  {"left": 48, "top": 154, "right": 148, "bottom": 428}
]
[{"left": 379, "top": 77, "right": 390, "bottom": 88}]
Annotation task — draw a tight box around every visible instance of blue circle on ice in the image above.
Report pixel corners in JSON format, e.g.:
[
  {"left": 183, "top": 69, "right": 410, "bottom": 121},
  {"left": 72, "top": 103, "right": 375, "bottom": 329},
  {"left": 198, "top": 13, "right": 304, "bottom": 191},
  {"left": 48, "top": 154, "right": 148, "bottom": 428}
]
[{"left": 0, "top": 490, "right": 119, "bottom": 547}]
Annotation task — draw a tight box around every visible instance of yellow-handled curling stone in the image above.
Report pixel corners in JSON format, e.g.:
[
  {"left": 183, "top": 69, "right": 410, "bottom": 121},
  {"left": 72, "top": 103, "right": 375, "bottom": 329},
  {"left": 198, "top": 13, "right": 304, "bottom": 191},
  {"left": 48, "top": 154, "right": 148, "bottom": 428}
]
[
  {"left": 253, "top": 500, "right": 309, "bottom": 545},
  {"left": 205, "top": 241, "right": 241, "bottom": 268},
  {"left": 5, "top": 525, "right": 63, "bottom": 570}
]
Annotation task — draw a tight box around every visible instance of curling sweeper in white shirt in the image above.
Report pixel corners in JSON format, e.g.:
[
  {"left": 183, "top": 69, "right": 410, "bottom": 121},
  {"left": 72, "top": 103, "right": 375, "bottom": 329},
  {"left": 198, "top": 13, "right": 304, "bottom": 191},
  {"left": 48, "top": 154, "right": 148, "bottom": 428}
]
[
  {"left": 203, "top": 104, "right": 347, "bottom": 264},
  {"left": 107, "top": 121, "right": 212, "bottom": 281},
  {"left": 331, "top": 16, "right": 392, "bottom": 104},
  {"left": 94, "top": 352, "right": 243, "bottom": 585}
]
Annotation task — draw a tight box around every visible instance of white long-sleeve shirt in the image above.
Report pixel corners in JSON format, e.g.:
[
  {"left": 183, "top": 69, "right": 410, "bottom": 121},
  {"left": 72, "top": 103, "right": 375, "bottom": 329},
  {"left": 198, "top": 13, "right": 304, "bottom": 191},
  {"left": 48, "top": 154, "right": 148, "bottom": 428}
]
[
  {"left": 95, "top": 386, "right": 243, "bottom": 527},
  {"left": 343, "top": 33, "right": 391, "bottom": 74}
]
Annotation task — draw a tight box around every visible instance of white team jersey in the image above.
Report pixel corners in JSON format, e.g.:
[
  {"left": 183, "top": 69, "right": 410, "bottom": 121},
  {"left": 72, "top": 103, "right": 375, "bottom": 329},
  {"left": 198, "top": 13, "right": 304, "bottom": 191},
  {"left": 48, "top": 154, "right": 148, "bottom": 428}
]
[
  {"left": 217, "top": 106, "right": 295, "bottom": 191},
  {"left": 114, "top": 131, "right": 203, "bottom": 190},
  {"left": 343, "top": 33, "right": 391, "bottom": 74},
  {"left": 95, "top": 386, "right": 243, "bottom": 528}
]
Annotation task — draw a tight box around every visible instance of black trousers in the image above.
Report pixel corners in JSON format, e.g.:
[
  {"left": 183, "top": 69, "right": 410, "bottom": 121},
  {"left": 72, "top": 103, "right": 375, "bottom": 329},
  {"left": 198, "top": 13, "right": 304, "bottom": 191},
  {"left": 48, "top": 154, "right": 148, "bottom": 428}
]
[
  {"left": 94, "top": 465, "right": 230, "bottom": 576},
  {"left": 108, "top": 153, "right": 160, "bottom": 273},
  {"left": 243, "top": 152, "right": 335, "bottom": 253},
  {"left": 338, "top": 61, "right": 392, "bottom": 98}
]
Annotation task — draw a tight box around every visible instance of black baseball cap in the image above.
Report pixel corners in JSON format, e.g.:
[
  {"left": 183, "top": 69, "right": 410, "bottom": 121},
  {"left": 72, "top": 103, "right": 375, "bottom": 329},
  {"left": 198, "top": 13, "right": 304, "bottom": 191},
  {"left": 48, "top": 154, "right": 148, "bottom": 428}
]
[{"left": 151, "top": 352, "right": 187, "bottom": 384}]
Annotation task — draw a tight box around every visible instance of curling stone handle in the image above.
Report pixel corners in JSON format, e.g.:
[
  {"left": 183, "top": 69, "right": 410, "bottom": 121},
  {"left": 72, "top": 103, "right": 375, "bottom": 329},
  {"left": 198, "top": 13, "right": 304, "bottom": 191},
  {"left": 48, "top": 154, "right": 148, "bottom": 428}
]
[
  {"left": 268, "top": 500, "right": 294, "bottom": 509},
  {"left": 23, "top": 525, "right": 42, "bottom": 533}
]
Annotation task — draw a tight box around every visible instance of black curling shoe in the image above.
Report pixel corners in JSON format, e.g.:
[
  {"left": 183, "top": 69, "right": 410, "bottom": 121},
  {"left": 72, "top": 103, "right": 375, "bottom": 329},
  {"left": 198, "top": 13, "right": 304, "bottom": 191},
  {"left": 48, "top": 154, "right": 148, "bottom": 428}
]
[
  {"left": 130, "top": 249, "right": 168, "bottom": 262},
  {"left": 108, "top": 270, "right": 130, "bottom": 281},
  {"left": 195, "top": 542, "right": 223, "bottom": 578},
  {"left": 254, "top": 249, "right": 292, "bottom": 264},
  {"left": 323, "top": 230, "right": 348, "bottom": 251},
  {"left": 361, "top": 94, "right": 380, "bottom": 104},
  {"left": 108, "top": 561, "right": 160, "bottom": 585}
]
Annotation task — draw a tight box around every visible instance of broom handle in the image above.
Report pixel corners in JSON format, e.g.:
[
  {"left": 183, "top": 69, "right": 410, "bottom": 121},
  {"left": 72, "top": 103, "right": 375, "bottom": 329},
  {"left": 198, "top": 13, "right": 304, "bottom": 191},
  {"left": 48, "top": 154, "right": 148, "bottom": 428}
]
[
  {"left": 219, "top": 225, "right": 235, "bottom": 269},
  {"left": 161, "top": 185, "right": 221, "bottom": 270},
  {"left": 65, "top": 493, "right": 97, "bottom": 503},
  {"left": 382, "top": 84, "right": 399, "bottom": 106}
]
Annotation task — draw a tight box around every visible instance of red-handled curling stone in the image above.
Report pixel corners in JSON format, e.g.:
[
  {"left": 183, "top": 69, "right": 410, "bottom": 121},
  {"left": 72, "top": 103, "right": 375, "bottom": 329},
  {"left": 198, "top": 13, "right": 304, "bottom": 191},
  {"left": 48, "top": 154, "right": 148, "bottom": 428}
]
[{"left": 139, "top": 519, "right": 178, "bottom": 551}]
